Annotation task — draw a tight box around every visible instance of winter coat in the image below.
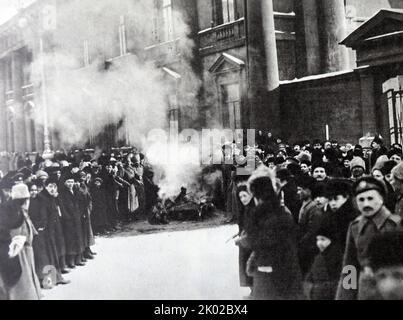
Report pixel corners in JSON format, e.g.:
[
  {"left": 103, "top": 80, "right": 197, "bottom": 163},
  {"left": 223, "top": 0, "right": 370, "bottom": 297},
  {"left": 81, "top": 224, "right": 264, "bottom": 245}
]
[
  {"left": 246, "top": 202, "right": 303, "bottom": 300},
  {"left": 237, "top": 201, "right": 255, "bottom": 288},
  {"left": 101, "top": 171, "right": 120, "bottom": 225},
  {"left": 29, "top": 196, "right": 52, "bottom": 280},
  {"left": 298, "top": 200, "right": 323, "bottom": 276},
  {"left": 76, "top": 182, "right": 94, "bottom": 248},
  {"left": 58, "top": 187, "right": 84, "bottom": 256},
  {"left": 336, "top": 206, "right": 402, "bottom": 300},
  {"left": 0, "top": 201, "right": 24, "bottom": 288},
  {"left": 319, "top": 199, "right": 358, "bottom": 250},
  {"left": 280, "top": 180, "right": 301, "bottom": 224},
  {"left": 0, "top": 201, "right": 41, "bottom": 300},
  {"left": 305, "top": 242, "right": 343, "bottom": 300},
  {"left": 36, "top": 189, "right": 64, "bottom": 270},
  {"left": 90, "top": 186, "right": 109, "bottom": 231}
]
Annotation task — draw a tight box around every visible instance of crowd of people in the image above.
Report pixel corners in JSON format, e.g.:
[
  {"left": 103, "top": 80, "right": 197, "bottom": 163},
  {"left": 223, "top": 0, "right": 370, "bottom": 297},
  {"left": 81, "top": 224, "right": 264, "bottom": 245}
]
[
  {"left": 3, "top": 132, "right": 403, "bottom": 300},
  {"left": 232, "top": 133, "right": 403, "bottom": 300},
  {"left": 0, "top": 148, "right": 161, "bottom": 300}
]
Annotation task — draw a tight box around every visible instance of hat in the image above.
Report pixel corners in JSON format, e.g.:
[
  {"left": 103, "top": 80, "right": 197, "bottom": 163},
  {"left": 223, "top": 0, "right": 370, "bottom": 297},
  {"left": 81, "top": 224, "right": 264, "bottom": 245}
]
[
  {"left": 62, "top": 172, "right": 76, "bottom": 183},
  {"left": 286, "top": 157, "right": 299, "bottom": 164},
  {"left": 276, "top": 168, "right": 292, "bottom": 181},
  {"left": 316, "top": 220, "right": 338, "bottom": 241},
  {"left": 325, "top": 179, "right": 352, "bottom": 198},
  {"left": 312, "top": 182, "right": 327, "bottom": 199},
  {"left": 274, "top": 157, "right": 285, "bottom": 165},
  {"left": 295, "top": 151, "right": 312, "bottom": 163},
  {"left": 373, "top": 155, "right": 389, "bottom": 170},
  {"left": 372, "top": 135, "right": 384, "bottom": 145},
  {"left": 382, "top": 160, "right": 397, "bottom": 176},
  {"left": 94, "top": 177, "right": 103, "bottom": 184},
  {"left": 313, "top": 139, "right": 322, "bottom": 145},
  {"left": 295, "top": 175, "right": 316, "bottom": 192},
  {"left": 392, "top": 162, "right": 403, "bottom": 180},
  {"left": 11, "top": 172, "right": 24, "bottom": 184},
  {"left": 11, "top": 184, "right": 30, "bottom": 200},
  {"left": 350, "top": 156, "right": 366, "bottom": 171},
  {"left": 60, "top": 160, "right": 69, "bottom": 168},
  {"left": 389, "top": 150, "right": 403, "bottom": 160},
  {"left": 300, "top": 160, "right": 312, "bottom": 167},
  {"left": 44, "top": 175, "right": 59, "bottom": 186},
  {"left": 82, "top": 166, "right": 92, "bottom": 174},
  {"left": 353, "top": 177, "right": 386, "bottom": 198},
  {"left": 18, "top": 167, "right": 33, "bottom": 180},
  {"left": 35, "top": 170, "right": 49, "bottom": 180}
]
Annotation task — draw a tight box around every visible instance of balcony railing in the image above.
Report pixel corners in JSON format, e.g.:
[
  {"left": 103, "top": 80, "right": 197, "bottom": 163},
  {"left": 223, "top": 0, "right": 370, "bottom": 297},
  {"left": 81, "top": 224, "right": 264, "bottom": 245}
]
[{"left": 198, "top": 18, "right": 246, "bottom": 56}]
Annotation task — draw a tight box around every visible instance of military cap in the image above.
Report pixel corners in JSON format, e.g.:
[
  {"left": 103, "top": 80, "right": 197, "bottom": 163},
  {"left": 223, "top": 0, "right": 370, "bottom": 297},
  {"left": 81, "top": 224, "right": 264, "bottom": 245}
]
[{"left": 353, "top": 176, "right": 386, "bottom": 198}]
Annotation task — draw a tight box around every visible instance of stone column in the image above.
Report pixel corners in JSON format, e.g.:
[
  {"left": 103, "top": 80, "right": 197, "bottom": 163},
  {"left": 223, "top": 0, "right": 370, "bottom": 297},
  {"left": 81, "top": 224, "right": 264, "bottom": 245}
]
[
  {"left": 0, "top": 61, "right": 7, "bottom": 152},
  {"left": 11, "top": 50, "right": 27, "bottom": 153},
  {"left": 246, "top": 0, "right": 280, "bottom": 133},
  {"left": 318, "top": 0, "right": 349, "bottom": 73},
  {"left": 302, "top": 0, "right": 321, "bottom": 75}
]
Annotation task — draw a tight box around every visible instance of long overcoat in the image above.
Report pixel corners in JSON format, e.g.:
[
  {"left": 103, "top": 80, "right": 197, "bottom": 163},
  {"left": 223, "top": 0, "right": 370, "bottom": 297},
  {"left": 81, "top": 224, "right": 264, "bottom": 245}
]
[
  {"left": 247, "top": 202, "right": 303, "bottom": 300},
  {"left": 58, "top": 187, "right": 84, "bottom": 256},
  {"left": 76, "top": 183, "right": 95, "bottom": 248}
]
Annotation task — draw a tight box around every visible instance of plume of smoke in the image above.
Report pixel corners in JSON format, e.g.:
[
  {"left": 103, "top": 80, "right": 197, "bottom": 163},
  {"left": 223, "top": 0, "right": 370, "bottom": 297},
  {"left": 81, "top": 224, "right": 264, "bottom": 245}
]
[{"left": 26, "top": 0, "right": 209, "bottom": 197}]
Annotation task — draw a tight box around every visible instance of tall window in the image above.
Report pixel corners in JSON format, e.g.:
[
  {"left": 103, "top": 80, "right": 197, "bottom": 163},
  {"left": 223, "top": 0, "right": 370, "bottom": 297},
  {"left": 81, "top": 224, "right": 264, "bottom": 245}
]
[
  {"left": 5, "top": 58, "right": 13, "bottom": 92},
  {"left": 83, "top": 39, "right": 90, "bottom": 66},
  {"left": 221, "top": 83, "right": 241, "bottom": 129},
  {"left": 213, "top": 0, "right": 236, "bottom": 26},
  {"left": 162, "top": 0, "right": 174, "bottom": 42},
  {"left": 119, "top": 15, "right": 127, "bottom": 55}
]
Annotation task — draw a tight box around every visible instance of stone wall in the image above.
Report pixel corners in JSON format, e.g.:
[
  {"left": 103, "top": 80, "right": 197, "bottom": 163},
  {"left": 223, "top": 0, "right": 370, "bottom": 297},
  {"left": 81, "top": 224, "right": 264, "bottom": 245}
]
[{"left": 279, "top": 70, "right": 379, "bottom": 145}]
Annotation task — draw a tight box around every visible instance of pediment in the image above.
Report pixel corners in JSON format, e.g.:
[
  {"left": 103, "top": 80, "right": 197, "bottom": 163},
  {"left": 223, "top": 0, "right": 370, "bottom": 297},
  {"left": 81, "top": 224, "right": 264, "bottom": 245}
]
[
  {"left": 342, "top": 9, "right": 403, "bottom": 49},
  {"left": 209, "top": 53, "right": 245, "bottom": 73}
]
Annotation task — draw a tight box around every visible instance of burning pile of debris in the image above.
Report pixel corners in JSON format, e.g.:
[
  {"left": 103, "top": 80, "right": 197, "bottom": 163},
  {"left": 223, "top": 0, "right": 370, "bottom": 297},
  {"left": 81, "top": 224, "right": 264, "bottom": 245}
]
[{"left": 148, "top": 187, "right": 215, "bottom": 225}]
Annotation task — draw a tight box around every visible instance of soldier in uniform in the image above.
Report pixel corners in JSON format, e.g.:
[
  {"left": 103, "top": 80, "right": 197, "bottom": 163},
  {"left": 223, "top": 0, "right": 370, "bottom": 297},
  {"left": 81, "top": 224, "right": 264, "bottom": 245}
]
[{"left": 336, "top": 177, "right": 402, "bottom": 300}]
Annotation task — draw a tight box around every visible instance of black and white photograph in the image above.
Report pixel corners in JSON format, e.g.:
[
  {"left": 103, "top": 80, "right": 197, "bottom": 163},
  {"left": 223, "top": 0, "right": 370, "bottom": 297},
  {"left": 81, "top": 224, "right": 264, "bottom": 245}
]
[{"left": 1, "top": 0, "right": 403, "bottom": 304}]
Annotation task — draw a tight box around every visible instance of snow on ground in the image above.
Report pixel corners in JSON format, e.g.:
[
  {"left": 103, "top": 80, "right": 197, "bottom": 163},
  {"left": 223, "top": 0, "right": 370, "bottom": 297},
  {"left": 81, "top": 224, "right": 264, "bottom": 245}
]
[{"left": 43, "top": 224, "right": 249, "bottom": 300}]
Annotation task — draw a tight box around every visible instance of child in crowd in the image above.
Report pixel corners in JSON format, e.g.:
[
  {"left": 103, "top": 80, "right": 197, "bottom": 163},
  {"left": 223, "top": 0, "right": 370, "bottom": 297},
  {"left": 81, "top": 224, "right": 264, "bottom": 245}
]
[{"left": 304, "top": 223, "right": 343, "bottom": 300}]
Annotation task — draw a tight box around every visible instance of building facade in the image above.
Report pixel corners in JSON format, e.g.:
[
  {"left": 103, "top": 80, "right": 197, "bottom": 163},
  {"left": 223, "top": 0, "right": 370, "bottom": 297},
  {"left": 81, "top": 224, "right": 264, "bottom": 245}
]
[{"left": 1, "top": 0, "right": 403, "bottom": 172}]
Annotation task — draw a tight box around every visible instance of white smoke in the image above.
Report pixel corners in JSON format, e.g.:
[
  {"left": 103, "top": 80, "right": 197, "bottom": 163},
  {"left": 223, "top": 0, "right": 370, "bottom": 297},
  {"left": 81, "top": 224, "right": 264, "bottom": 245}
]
[{"left": 25, "top": 0, "right": 218, "bottom": 198}]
